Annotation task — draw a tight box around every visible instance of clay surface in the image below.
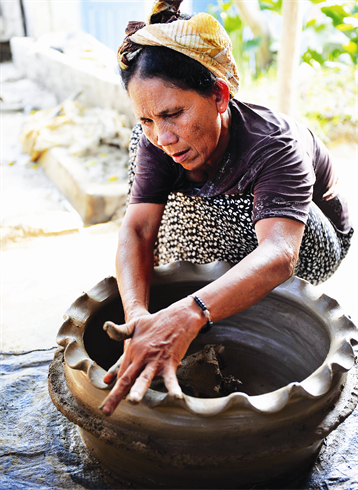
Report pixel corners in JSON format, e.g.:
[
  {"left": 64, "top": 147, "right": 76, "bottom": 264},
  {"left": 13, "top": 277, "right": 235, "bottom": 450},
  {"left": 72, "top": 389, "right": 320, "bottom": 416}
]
[
  {"left": 49, "top": 264, "right": 358, "bottom": 488},
  {"left": 151, "top": 344, "right": 242, "bottom": 398}
]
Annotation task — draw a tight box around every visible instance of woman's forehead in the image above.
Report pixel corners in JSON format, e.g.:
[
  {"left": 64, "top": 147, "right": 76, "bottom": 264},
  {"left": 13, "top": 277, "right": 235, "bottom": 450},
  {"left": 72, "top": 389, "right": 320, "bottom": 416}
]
[
  {"left": 128, "top": 76, "right": 183, "bottom": 98},
  {"left": 128, "top": 76, "right": 199, "bottom": 116}
]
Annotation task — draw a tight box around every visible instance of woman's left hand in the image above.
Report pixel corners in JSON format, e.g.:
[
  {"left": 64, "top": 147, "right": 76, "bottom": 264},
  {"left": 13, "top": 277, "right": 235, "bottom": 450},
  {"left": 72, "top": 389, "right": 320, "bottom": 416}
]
[{"left": 100, "top": 298, "right": 204, "bottom": 415}]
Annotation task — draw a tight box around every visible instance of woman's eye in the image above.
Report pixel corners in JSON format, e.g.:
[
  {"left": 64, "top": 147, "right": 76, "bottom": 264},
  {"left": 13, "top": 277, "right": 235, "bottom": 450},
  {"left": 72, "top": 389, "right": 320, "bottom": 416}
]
[{"left": 164, "top": 111, "right": 182, "bottom": 120}]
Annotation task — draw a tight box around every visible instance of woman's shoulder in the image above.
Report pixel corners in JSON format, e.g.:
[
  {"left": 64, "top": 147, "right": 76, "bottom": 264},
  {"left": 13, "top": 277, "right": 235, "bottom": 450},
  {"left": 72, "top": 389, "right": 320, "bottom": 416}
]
[
  {"left": 229, "top": 99, "right": 315, "bottom": 161},
  {"left": 230, "top": 99, "right": 307, "bottom": 137}
]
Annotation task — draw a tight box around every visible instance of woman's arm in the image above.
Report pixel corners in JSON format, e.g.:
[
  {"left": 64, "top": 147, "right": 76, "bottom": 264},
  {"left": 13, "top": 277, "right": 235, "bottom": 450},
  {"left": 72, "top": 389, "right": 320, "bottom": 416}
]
[
  {"left": 194, "top": 217, "right": 304, "bottom": 321},
  {"left": 100, "top": 216, "right": 305, "bottom": 415},
  {"left": 115, "top": 202, "right": 165, "bottom": 322},
  {"left": 102, "top": 202, "right": 165, "bottom": 385}
]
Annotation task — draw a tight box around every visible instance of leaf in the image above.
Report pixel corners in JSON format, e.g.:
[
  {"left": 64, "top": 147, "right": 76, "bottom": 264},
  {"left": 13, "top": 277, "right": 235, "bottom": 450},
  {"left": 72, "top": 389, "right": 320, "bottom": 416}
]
[
  {"left": 108, "top": 175, "right": 118, "bottom": 182},
  {"left": 223, "top": 14, "right": 242, "bottom": 33},
  {"left": 259, "top": 0, "right": 282, "bottom": 12},
  {"left": 222, "top": 1, "right": 233, "bottom": 12},
  {"left": 337, "top": 23, "right": 357, "bottom": 31},
  {"left": 321, "top": 5, "right": 351, "bottom": 27},
  {"left": 306, "top": 19, "right": 317, "bottom": 27},
  {"left": 343, "top": 41, "right": 358, "bottom": 54},
  {"left": 303, "top": 49, "right": 325, "bottom": 65}
]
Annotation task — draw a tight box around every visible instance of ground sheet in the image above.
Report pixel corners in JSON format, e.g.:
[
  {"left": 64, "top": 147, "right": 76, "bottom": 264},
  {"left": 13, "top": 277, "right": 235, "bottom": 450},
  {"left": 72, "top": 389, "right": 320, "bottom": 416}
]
[{"left": 1, "top": 349, "right": 357, "bottom": 490}]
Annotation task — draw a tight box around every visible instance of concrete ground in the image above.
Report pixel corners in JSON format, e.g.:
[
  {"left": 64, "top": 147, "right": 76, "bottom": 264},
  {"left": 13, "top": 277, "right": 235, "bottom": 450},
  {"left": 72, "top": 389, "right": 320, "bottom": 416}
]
[
  {"left": 1, "top": 61, "right": 357, "bottom": 353},
  {"left": 1, "top": 62, "right": 121, "bottom": 351}
]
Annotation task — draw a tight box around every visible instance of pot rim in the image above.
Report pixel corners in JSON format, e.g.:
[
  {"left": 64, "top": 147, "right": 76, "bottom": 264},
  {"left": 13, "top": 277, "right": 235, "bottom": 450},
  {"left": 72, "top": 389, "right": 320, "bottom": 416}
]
[{"left": 56, "top": 261, "right": 358, "bottom": 417}]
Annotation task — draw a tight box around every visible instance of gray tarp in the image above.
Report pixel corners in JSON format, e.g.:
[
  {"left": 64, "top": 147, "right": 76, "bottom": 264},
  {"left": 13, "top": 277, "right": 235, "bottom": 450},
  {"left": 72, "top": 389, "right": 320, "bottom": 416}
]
[{"left": 1, "top": 349, "right": 358, "bottom": 490}]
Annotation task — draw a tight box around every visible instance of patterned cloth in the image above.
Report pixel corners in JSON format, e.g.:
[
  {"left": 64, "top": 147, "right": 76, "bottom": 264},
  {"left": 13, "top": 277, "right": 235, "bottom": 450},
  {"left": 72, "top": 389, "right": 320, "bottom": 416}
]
[
  {"left": 118, "top": 0, "right": 240, "bottom": 97},
  {"left": 128, "top": 124, "right": 353, "bottom": 286}
]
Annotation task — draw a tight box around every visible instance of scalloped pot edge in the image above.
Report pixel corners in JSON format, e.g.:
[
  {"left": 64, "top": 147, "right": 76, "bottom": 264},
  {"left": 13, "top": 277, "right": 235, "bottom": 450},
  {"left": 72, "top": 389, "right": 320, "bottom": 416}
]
[{"left": 57, "top": 262, "right": 358, "bottom": 416}]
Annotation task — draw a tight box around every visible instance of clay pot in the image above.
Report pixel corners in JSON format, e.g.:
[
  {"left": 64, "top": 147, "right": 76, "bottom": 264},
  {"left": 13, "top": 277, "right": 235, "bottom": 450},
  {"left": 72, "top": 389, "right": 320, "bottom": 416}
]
[{"left": 49, "top": 261, "right": 358, "bottom": 489}]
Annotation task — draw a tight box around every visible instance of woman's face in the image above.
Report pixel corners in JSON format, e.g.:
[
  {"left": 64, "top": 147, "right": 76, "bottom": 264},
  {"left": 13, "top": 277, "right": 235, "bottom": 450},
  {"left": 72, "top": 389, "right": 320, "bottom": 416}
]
[{"left": 128, "top": 76, "right": 230, "bottom": 174}]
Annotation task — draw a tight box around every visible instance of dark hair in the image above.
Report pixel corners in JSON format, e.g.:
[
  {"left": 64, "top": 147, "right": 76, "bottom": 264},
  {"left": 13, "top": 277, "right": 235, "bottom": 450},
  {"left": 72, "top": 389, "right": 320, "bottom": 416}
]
[{"left": 120, "top": 45, "right": 217, "bottom": 96}]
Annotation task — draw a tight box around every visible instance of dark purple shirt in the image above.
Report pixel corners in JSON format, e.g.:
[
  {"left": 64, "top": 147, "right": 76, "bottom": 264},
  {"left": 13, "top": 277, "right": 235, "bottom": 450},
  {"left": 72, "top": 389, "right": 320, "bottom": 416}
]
[{"left": 130, "top": 100, "right": 351, "bottom": 233}]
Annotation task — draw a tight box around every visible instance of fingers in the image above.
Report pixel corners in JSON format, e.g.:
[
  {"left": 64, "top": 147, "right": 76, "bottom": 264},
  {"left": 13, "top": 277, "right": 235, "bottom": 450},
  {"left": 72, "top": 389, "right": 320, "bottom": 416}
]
[
  {"left": 102, "top": 326, "right": 132, "bottom": 384},
  {"left": 103, "top": 321, "right": 134, "bottom": 341},
  {"left": 99, "top": 364, "right": 139, "bottom": 416},
  {"left": 163, "top": 364, "right": 183, "bottom": 399},
  {"left": 103, "top": 354, "right": 124, "bottom": 384},
  {"left": 100, "top": 362, "right": 183, "bottom": 415},
  {"left": 127, "top": 363, "right": 158, "bottom": 403}
]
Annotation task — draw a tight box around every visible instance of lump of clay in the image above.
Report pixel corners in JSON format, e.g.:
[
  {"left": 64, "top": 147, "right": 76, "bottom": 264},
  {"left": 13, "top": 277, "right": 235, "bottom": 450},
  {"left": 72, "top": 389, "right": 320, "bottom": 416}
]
[{"left": 151, "top": 344, "right": 242, "bottom": 398}]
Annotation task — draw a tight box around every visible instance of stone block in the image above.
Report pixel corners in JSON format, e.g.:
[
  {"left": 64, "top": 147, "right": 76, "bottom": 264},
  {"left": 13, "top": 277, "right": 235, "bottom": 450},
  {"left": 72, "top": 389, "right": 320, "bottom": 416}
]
[
  {"left": 38, "top": 147, "right": 128, "bottom": 225},
  {"left": 10, "top": 36, "right": 136, "bottom": 127}
]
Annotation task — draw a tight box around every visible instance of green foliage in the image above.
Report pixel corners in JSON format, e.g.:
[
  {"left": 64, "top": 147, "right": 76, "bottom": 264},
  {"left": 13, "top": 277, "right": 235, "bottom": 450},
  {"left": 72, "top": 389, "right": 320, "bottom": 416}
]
[
  {"left": 258, "top": 0, "right": 282, "bottom": 13},
  {"left": 296, "top": 64, "right": 357, "bottom": 143},
  {"left": 303, "top": 2, "right": 358, "bottom": 66},
  {"left": 210, "top": 0, "right": 358, "bottom": 69},
  {"left": 209, "top": 0, "right": 357, "bottom": 140},
  {"left": 240, "top": 64, "right": 357, "bottom": 144}
]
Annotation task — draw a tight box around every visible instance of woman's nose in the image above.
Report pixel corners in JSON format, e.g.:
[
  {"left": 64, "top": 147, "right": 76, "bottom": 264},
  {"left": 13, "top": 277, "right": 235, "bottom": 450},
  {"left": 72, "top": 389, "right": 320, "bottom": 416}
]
[{"left": 156, "top": 127, "right": 178, "bottom": 147}]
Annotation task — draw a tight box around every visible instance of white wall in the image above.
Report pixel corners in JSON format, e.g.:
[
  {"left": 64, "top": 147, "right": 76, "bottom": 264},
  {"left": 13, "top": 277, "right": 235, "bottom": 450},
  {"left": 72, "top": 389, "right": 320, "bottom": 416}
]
[
  {"left": 23, "top": 0, "right": 81, "bottom": 39},
  {"left": 0, "top": 0, "right": 25, "bottom": 41}
]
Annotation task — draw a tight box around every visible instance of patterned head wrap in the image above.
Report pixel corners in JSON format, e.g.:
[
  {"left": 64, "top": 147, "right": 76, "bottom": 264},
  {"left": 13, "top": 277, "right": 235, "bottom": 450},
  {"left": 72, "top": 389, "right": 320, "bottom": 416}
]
[{"left": 117, "top": 0, "right": 239, "bottom": 97}]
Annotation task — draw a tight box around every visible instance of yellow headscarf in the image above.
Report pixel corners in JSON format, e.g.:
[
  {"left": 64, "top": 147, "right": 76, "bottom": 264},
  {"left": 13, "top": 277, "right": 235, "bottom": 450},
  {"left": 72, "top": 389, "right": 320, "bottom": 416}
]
[{"left": 117, "top": 0, "right": 239, "bottom": 98}]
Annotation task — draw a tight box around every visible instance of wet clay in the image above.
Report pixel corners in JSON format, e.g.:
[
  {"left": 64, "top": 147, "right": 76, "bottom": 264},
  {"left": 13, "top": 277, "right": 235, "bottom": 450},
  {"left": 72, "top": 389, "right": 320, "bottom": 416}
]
[
  {"left": 151, "top": 344, "right": 242, "bottom": 398},
  {"left": 51, "top": 270, "right": 358, "bottom": 489}
]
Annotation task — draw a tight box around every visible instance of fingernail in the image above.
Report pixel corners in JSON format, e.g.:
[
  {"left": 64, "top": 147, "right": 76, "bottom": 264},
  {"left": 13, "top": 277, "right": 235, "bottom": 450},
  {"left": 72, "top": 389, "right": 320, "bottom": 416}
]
[
  {"left": 171, "top": 390, "right": 183, "bottom": 399},
  {"left": 128, "top": 391, "right": 141, "bottom": 403},
  {"left": 99, "top": 404, "right": 111, "bottom": 416}
]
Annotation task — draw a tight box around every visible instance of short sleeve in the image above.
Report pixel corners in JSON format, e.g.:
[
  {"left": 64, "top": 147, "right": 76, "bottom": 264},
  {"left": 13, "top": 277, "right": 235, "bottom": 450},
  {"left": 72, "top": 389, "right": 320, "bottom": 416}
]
[
  {"left": 252, "top": 138, "right": 316, "bottom": 225},
  {"left": 130, "top": 134, "right": 180, "bottom": 204}
]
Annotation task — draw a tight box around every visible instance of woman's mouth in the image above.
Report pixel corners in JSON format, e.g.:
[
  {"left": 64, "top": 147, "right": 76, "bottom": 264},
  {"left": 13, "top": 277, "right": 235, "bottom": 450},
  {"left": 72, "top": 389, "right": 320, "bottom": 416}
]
[{"left": 171, "top": 149, "right": 190, "bottom": 163}]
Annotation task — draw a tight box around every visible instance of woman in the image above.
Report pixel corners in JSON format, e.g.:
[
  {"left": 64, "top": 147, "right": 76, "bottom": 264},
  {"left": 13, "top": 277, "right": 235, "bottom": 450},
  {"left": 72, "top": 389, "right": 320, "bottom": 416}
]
[{"left": 100, "top": 0, "right": 353, "bottom": 416}]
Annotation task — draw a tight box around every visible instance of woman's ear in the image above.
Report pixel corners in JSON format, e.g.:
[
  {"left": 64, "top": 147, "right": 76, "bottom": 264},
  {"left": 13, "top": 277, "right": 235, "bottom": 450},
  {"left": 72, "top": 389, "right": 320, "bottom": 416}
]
[{"left": 213, "top": 78, "right": 230, "bottom": 114}]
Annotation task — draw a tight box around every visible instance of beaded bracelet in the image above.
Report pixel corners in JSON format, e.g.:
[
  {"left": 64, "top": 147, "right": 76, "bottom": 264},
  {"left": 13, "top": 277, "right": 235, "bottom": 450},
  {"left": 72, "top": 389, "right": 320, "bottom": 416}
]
[{"left": 190, "top": 295, "right": 213, "bottom": 334}]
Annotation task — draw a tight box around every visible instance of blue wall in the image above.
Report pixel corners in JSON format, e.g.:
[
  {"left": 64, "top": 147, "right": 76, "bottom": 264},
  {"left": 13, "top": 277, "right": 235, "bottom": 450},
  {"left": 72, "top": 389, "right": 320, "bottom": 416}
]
[
  {"left": 192, "top": 1, "right": 213, "bottom": 15},
  {"left": 81, "top": 0, "right": 215, "bottom": 53},
  {"left": 81, "top": 1, "right": 149, "bottom": 53}
]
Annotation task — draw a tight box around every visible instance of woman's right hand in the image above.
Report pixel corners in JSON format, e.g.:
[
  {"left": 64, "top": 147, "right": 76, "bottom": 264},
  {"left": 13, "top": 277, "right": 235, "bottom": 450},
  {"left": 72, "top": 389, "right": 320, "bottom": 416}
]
[{"left": 100, "top": 297, "right": 205, "bottom": 416}]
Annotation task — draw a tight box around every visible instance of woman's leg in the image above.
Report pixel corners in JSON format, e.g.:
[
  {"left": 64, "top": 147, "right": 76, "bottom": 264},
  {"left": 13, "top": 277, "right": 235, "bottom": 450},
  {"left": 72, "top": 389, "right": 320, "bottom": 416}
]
[{"left": 295, "top": 202, "right": 353, "bottom": 285}]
